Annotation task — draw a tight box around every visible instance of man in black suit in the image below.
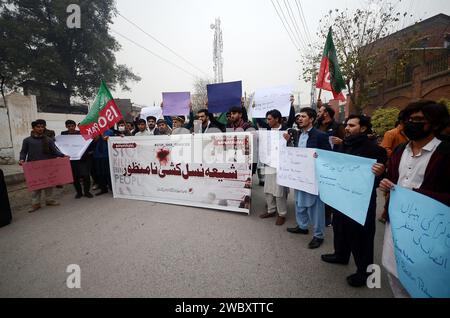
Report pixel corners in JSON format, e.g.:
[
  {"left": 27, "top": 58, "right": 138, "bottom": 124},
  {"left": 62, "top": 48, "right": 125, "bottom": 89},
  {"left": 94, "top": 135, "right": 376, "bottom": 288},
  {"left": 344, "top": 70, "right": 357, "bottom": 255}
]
[{"left": 321, "top": 115, "right": 387, "bottom": 287}]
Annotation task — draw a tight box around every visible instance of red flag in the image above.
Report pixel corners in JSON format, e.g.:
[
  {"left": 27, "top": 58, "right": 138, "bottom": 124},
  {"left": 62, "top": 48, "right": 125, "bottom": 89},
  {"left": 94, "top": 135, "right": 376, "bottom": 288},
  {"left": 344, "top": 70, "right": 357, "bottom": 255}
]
[
  {"left": 79, "top": 81, "right": 123, "bottom": 140},
  {"left": 316, "top": 28, "right": 346, "bottom": 102}
]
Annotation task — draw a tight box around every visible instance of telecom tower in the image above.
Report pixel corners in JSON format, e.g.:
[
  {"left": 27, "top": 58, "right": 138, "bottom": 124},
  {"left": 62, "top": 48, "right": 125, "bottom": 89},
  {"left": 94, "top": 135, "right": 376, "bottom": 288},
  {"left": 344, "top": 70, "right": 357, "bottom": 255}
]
[{"left": 210, "top": 18, "right": 223, "bottom": 83}]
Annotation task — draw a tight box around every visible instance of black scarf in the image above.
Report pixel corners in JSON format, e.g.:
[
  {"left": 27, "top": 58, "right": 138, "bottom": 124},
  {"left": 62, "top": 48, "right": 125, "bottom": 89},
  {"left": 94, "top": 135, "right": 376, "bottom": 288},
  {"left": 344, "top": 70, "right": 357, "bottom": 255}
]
[
  {"left": 31, "top": 132, "right": 51, "bottom": 154},
  {"left": 343, "top": 134, "right": 369, "bottom": 152}
]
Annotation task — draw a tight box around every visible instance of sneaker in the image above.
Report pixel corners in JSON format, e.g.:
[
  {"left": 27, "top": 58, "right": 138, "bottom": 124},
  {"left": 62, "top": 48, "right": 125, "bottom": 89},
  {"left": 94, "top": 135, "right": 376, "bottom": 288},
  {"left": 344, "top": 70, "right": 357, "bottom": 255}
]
[
  {"left": 75, "top": 193, "right": 83, "bottom": 199},
  {"left": 84, "top": 192, "right": 94, "bottom": 198},
  {"left": 45, "top": 200, "right": 60, "bottom": 206},
  {"left": 92, "top": 184, "right": 99, "bottom": 190},
  {"left": 28, "top": 204, "right": 41, "bottom": 213}
]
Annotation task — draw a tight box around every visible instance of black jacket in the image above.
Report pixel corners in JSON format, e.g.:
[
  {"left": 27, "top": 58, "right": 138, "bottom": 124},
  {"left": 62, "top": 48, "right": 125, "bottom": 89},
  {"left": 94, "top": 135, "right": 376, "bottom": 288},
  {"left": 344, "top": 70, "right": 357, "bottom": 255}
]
[
  {"left": 315, "top": 120, "right": 345, "bottom": 139},
  {"left": 334, "top": 134, "right": 387, "bottom": 204},
  {"left": 287, "top": 127, "right": 332, "bottom": 150}
]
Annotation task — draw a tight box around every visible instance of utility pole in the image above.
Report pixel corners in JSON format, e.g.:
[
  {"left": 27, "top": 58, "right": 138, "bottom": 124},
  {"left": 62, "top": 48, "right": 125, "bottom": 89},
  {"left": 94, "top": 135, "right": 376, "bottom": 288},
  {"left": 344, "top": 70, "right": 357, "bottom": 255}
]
[{"left": 211, "top": 18, "right": 224, "bottom": 83}]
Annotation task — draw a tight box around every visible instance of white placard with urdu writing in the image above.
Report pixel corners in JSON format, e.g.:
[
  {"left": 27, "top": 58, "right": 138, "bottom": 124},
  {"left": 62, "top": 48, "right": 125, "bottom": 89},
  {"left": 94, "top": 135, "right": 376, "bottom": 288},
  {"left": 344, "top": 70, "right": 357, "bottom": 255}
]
[
  {"left": 277, "top": 144, "right": 318, "bottom": 195},
  {"left": 252, "top": 85, "right": 293, "bottom": 118}
]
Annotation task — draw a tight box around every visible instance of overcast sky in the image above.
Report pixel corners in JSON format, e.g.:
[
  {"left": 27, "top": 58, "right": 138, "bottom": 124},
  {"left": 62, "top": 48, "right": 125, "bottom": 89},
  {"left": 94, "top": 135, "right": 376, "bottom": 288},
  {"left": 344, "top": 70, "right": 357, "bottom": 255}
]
[{"left": 110, "top": 0, "right": 450, "bottom": 107}]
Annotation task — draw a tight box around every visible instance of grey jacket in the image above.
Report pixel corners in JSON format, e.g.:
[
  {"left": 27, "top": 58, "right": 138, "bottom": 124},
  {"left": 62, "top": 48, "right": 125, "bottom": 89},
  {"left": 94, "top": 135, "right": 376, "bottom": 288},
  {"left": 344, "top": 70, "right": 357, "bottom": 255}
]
[{"left": 20, "top": 135, "right": 64, "bottom": 162}]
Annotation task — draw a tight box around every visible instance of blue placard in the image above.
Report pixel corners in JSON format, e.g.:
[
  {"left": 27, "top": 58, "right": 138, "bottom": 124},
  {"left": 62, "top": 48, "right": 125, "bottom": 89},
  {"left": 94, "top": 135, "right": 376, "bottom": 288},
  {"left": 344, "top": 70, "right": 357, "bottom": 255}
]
[
  {"left": 389, "top": 186, "right": 450, "bottom": 298},
  {"left": 207, "top": 81, "right": 242, "bottom": 113},
  {"left": 315, "top": 149, "right": 376, "bottom": 225}
]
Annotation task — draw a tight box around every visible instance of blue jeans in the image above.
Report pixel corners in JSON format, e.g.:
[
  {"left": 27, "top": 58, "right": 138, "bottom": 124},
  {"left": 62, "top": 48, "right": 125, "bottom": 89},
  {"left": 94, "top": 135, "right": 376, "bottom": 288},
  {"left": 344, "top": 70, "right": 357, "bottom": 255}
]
[{"left": 295, "top": 190, "right": 325, "bottom": 239}]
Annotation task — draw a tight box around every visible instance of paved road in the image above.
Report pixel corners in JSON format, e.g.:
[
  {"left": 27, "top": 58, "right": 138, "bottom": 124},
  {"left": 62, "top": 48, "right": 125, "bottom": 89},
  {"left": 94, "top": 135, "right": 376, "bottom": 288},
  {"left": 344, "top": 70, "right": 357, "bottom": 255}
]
[{"left": 0, "top": 182, "right": 393, "bottom": 298}]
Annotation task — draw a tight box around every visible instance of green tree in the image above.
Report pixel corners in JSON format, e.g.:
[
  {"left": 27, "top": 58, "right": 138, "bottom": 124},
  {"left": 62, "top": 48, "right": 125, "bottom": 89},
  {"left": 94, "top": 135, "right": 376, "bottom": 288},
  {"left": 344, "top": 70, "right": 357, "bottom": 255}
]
[
  {"left": 0, "top": 0, "right": 140, "bottom": 103},
  {"left": 371, "top": 107, "right": 400, "bottom": 137},
  {"left": 437, "top": 98, "right": 450, "bottom": 113}
]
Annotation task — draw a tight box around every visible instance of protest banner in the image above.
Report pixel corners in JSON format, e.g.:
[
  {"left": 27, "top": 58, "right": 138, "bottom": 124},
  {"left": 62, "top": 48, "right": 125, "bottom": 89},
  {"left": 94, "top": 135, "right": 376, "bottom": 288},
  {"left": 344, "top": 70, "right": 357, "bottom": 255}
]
[
  {"left": 389, "top": 186, "right": 450, "bottom": 298},
  {"left": 277, "top": 145, "right": 318, "bottom": 195},
  {"left": 162, "top": 92, "right": 191, "bottom": 116},
  {"left": 140, "top": 106, "right": 163, "bottom": 121},
  {"left": 207, "top": 81, "right": 242, "bottom": 113},
  {"left": 55, "top": 135, "right": 93, "bottom": 161},
  {"left": 22, "top": 157, "right": 73, "bottom": 191},
  {"left": 108, "top": 132, "right": 253, "bottom": 214},
  {"left": 252, "top": 85, "right": 293, "bottom": 118},
  {"left": 315, "top": 149, "right": 376, "bottom": 225},
  {"left": 79, "top": 81, "right": 123, "bottom": 140}
]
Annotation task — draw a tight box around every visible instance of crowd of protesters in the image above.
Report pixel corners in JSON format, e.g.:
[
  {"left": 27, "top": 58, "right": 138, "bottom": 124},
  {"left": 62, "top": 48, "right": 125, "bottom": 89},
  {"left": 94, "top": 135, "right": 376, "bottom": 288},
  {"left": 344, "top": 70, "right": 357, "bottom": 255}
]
[{"left": 18, "top": 97, "right": 450, "bottom": 294}]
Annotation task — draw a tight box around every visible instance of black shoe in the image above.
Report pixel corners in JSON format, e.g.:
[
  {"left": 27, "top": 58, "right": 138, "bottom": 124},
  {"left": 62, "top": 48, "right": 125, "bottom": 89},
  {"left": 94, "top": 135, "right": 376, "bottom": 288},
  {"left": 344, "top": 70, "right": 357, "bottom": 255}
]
[
  {"left": 308, "top": 237, "right": 324, "bottom": 249},
  {"left": 347, "top": 273, "right": 369, "bottom": 287},
  {"left": 321, "top": 254, "right": 348, "bottom": 265},
  {"left": 95, "top": 190, "right": 108, "bottom": 196},
  {"left": 259, "top": 181, "right": 265, "bottom": 186},
  {"left": 75, "top": 193, "right": 83, "bottom": 199},
  {"left": 287, "top": 226, "right": 309, "bottom": 234},
  {"left": 84, "top": 192, "right": 93, "bottom": 198}
]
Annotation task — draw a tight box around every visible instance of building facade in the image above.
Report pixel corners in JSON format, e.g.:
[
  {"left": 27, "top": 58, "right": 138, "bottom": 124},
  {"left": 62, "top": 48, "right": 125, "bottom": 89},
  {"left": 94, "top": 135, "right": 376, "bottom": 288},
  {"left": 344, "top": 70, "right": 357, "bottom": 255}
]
[{"left": 356, "top": 14, "right": 450, "bottom": 114}]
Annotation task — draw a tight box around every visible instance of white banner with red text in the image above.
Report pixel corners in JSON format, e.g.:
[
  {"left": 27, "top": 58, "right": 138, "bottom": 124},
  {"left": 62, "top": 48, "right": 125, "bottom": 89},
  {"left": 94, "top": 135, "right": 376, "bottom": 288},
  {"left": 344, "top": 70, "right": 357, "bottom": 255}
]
[{"left": 108, "top": 133, "right": 253, "bottom": 214}]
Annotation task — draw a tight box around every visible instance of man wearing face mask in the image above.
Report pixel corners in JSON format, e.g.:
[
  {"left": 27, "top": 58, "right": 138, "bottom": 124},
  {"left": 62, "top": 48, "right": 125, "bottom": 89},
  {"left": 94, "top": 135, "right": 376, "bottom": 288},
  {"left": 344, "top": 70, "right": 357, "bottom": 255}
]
[
  {"left": 114, "top": 120, "right": 132, "bottom": 137},
  {"left": 321, "top": 115, "right": 387, "bottom": 287},
  {"left": 379, "top": 100, "right": 450, "bottom": 297}
]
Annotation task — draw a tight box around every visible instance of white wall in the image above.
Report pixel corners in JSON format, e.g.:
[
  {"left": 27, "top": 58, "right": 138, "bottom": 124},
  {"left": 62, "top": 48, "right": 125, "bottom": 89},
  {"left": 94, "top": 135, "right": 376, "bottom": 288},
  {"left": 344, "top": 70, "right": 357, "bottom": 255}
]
[
  {"left": 39, "top": 113, "right": 86, "bottom": 136},
  {"left": 0, "top": 93, "right": 38, "bottom": 162},
  {"left": 0, "top": 93, "right": 86, "bottom": 163}
]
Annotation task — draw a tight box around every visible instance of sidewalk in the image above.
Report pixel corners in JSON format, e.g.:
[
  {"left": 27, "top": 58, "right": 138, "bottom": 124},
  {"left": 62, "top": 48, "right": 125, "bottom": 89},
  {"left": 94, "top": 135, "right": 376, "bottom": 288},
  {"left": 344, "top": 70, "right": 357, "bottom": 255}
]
[
  {"left": 1, "top": 164, "right": 70, "bottom": 212},
  {"left": 0, "top": 164, "right": 25, "bottom": 186}
]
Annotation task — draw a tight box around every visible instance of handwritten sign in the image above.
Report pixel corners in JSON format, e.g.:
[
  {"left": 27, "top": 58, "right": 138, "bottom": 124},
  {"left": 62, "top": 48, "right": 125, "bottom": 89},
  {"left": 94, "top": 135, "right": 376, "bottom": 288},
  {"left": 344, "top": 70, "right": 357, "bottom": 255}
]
[
  {"left": 252, "top": 85, "right": 293, "bottom": 118},
  {"left": 22, "top": 157, "right": 73, "bottom": 191},
  {"left": 389, "top": 186, "right": 450, "bottom": 298},
  {"left": 257, "top": 130, "right": 282, "bottom": 168},
  {"left": 257, "top": 130, "right": 270, "bottom": 165},
  {"left": 277, "top": 145, "right": 318, "bottom": 195},
  {"left": 315, "top": 149, "right": 376, "bottom": 225},
  {"left": 140, "top": 107, "right": 163, "bottom": 121},
  {"left": 162, "top": 92, "right": 190, "bottom": 116},
  {"left": 55, "top": 135, "right": 92, "bottom": 161}
]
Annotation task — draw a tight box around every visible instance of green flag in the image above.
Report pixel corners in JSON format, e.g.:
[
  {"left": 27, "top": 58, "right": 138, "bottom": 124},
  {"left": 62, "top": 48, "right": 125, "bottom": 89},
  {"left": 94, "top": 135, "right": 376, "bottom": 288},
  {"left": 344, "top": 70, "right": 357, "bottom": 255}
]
[
  {"left": 316, "top": 27, "right": 346, "bottom": 101},
  {"left": 79, "top": 81, "right": 123, "bottom": 140}
]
